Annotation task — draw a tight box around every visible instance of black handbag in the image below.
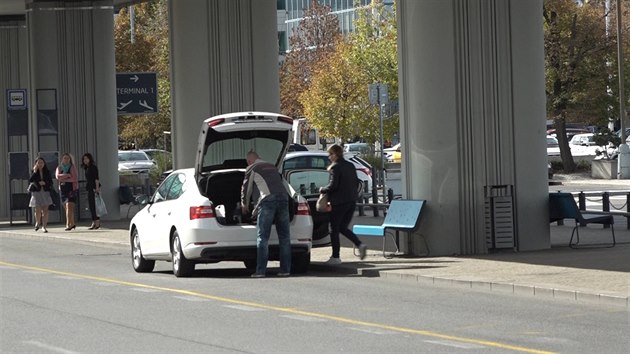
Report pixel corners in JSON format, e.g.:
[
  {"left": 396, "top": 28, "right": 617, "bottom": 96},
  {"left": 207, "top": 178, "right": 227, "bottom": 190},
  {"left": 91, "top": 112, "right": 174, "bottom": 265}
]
[{"left": 28, "top": 182, "right": 40, "bottom": 192}]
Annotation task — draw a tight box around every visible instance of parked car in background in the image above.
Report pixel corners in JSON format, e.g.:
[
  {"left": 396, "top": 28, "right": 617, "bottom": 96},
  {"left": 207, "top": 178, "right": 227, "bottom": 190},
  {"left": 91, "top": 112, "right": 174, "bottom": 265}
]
[
  {"left": 343, "top": 142, "right": 372, "bottom": 156},
  {"left": 547, "top": 127, "right": 592, "bottom": 141},
  {"left": 129, "top": 112, "right": 313, "bottom": 277},
  {"left": 288, "top": 143, "right": 308, "bottom": 152},
  {"left": 568, "top": 133, "right": 599, "bottom": 156},
  {"left": 616, "top": 128, "right": 630, "bottom": 143},
  {"left": 385, "top": 143, "right": 401, "bottom": 163},
  {"left": 118, "top": 150, "right": 156, "bottom": 174},
  {"left": 546, "top": 135, "right": 560, "bottom": 156},
  {"left": 141, "top": 148, "right": 173, "bottom": 170},
  {"left": 283, "top": 151, "right": 373, "bottom": 194}
]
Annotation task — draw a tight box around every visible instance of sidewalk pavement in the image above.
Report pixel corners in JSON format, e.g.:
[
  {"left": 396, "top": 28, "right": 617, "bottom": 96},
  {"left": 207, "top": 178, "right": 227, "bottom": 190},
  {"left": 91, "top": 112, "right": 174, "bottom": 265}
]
[{"left": 2, "top": 207, "right": 628, "bottom": 308}]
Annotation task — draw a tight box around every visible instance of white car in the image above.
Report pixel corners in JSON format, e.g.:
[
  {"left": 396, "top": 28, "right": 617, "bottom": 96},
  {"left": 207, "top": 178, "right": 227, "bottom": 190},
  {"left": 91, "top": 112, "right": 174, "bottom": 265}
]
[
  {"left": 129, "top": 112, "right": 313, "bottom": 277},
  {"left": 569, "top": 133, "right": 600, "bottom": 156},
  {"left": 283, "top": 151, "right": 373, "bottom": 194},
  {"left": 118, "top": 150, "right": 156, "bottom": 174}
]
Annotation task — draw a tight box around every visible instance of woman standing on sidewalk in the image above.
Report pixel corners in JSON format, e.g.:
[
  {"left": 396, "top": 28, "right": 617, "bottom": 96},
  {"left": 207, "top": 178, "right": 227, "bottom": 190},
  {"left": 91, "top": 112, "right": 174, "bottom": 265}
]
[
  {"left": 56, "top": 153, "right": 79, "bottom": 231},
  {"left": 28, "top": 157, "right": 53, "bottom": 233},
  {"left": 319, "top": 144, "right": 367, "bottom": 264},
  {"left": 81, "top": 152, "right": 101, "bottom": 230}
]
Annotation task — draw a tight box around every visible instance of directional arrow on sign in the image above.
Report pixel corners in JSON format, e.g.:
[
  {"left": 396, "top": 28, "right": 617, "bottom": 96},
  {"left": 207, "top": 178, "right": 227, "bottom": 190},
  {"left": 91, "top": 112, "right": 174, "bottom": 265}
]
[{"left": 130, "top": 75, "right": 139, "bottom": 82}]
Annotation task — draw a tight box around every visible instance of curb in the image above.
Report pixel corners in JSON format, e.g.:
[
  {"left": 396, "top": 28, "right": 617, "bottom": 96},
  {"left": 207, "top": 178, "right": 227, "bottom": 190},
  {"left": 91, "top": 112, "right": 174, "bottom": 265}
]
[{"left": 311, "top": 263, "right": 630, "bottom": 308}]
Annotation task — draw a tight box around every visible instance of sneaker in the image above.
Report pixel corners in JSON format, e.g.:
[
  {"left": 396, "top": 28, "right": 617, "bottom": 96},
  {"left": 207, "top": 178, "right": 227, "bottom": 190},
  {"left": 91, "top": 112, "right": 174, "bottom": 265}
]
[
  {"left": 358, "top": 244, "right": 368, "bottom": 260},
  {"left": 250, "top": 273, "right": 265, "bottom": 278},
  {"left": 277, "top": 272, "right": 290, "bottom": 277},
  {"left": 324, "top": 257, "right": 342, "bottom": 265}
]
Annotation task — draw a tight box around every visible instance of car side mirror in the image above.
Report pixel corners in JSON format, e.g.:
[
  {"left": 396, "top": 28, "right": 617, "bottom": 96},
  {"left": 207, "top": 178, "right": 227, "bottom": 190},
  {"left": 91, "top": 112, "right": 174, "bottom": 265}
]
[{"left": 136, "top": 194, "right": 150, "bottom": 205}]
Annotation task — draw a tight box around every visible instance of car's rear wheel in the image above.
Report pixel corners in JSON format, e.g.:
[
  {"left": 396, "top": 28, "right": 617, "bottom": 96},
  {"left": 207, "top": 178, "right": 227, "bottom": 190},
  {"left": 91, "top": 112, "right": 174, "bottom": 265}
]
[
  {"left": 131, "top": 228, "right": 155, "bottom": 273},
  {"left": 291, "top": 252, "right": 310, "bottom": 274},
  {"left": 172, "top": 231, "right": 194, "bottom": 277}
]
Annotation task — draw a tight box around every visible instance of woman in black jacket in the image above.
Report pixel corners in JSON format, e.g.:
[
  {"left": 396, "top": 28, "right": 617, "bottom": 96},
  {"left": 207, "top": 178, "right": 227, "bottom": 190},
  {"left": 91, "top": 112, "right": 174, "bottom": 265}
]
[
  {"left": 81, "top": 153, "right": 101, "bottom": 229},
  {"left": 28, "top": 157, "right": 53, "bottom": 232},
  {"left": 319, "top": 144, "right": 368, "bottom": 264}
]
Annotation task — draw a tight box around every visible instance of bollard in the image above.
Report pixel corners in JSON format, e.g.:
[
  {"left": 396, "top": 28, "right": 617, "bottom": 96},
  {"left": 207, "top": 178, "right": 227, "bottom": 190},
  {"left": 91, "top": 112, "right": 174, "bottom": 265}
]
[
  {"left": 578, "top": 192, "right": 586, "bottom": 226},
  {"left": 603, "top": 192, "right": 610, "bottom": 229},
  {"left": 372, "top": 186, "right": 378, "bottom": 216}
]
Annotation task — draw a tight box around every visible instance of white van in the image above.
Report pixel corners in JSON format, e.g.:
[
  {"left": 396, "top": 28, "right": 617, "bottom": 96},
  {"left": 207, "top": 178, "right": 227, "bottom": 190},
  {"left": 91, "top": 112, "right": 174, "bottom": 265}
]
[{"left": 292, "top": 117, "right": 338, "bottom": 151}]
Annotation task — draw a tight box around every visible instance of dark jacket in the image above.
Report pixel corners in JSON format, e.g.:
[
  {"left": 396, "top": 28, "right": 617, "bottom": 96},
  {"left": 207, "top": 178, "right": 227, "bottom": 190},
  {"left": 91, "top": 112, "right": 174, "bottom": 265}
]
[
  {"left": 320, "top": 157, "right": 359, "bottom": 206},
  {"left": 29, "top": 169, "right": 53, "bottom": 192},
  {"left": 84, "top": 164, "right": 100, "bottom": 190}
]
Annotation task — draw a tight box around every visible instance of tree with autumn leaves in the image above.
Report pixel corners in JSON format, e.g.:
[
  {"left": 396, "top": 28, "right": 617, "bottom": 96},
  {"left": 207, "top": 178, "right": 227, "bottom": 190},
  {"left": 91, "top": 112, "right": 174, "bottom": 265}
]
[
  {"left": 279, "top": 1, "right": 342, "bottom": 119},
  {"left": 544, "top": 0, "right": 629, "bottom": 171},
  {"left": 282, "top": 0, "right": 398, "bottom": 145},
  {"left": 114, "top": 1, "right": 170, "bottom": 150}
]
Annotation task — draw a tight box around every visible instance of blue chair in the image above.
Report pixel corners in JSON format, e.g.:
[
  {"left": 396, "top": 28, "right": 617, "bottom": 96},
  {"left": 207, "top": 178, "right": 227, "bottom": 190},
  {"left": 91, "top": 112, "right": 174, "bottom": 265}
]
[{"left": 549, "top": 193, "right": 616, "bottom": 248}]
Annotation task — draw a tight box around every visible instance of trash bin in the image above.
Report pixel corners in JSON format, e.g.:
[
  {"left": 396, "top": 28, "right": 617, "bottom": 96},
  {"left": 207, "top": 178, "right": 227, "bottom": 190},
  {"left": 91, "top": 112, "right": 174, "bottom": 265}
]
[{"left": 484, "top": 185, "right": 516, "bottom": 250}]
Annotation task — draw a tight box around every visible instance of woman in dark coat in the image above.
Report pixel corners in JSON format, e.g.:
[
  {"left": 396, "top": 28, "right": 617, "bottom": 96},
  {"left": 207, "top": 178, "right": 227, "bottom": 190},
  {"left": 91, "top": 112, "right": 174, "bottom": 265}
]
[
  {"left": 319, "top": 144, "right": 368, "bottom": 264},
  {"left": 81, "top": 153, "right": 101, "bottom": 229},
  {"left": 29, "top": 157, "right": 53, "bottom": 232}
]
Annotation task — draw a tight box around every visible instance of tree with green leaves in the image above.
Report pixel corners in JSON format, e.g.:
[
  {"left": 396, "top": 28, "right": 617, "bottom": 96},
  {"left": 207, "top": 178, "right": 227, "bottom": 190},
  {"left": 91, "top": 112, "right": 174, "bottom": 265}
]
[
  {"left": 301, "top": 0, "right": 398, "bottom": 144},
  {"left": 544, "top": 0, "right": 617, "bottom": 172},
  {"left": 279, "top": 0, "right": 341, "bottom": 118},
  {"left": 114, "top": 1, "right": 170, "bottom": 150}
]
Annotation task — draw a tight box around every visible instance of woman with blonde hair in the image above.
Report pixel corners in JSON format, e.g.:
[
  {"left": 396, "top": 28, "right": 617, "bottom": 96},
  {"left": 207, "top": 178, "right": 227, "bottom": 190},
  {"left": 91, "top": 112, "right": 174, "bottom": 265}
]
[
  {"left": 28, "top": 157, "right": 53, "bottom": 232},
  {"left": 56, "top": 153, "right": 79, "bottom": 231}
]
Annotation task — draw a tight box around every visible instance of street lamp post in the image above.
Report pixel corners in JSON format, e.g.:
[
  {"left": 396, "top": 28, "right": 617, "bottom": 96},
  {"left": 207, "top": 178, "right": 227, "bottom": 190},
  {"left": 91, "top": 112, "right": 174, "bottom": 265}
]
[{"left": 616, "top": 0, "right": 629, "bottom": 178}]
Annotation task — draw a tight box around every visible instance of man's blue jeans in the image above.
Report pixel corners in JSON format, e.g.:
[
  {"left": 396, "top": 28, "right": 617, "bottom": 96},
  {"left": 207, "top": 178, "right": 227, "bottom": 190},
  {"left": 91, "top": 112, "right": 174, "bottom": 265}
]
[{"left": 255, "top": 195, "right": 291, "bottom": 274}]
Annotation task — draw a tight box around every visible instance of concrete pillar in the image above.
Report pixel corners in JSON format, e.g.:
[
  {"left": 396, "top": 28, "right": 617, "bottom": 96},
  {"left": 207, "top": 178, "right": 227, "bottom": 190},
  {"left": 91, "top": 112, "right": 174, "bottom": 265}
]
[
  {"left": 397, "top": 0, "right": 549, "bottom": 255},
  {"left": 169, "top": 0, "right": 280, "bottom": 169},
  {"left": 27, "top": 0, "right": 119, "bottom": 220}
]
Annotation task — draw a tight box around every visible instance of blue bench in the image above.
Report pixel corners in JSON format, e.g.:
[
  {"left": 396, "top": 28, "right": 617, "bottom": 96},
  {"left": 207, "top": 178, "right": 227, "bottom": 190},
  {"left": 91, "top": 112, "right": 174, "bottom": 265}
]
[
  {"left": 549, "top": 192, "right": 616, "bottom": 248},
  {"left": 352, "top": 199, "right": 426, "bottom": 257}
]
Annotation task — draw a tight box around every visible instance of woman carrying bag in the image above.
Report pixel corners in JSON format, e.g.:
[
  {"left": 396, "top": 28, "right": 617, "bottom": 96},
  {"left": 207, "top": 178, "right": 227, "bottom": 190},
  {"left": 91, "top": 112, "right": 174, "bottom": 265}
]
[
  {"left": 81, "top": 152, "right": 102, "bottom": 229},
  {"left": 319, "top": 144, "right": 368, "bottom": 264},
  {"left": 28, "top": 157, "right": 54, "bottom": 232}
]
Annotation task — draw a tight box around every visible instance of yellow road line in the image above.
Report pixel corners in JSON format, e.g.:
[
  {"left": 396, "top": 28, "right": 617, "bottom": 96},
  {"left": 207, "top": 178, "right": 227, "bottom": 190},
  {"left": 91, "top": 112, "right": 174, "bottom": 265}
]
[{"left": 0, "top": 260, "right": 556, "bottom": 354}]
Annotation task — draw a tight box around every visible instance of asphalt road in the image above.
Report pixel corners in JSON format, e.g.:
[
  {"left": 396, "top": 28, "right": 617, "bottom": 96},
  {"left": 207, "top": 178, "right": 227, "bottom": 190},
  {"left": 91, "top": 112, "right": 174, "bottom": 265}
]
[{"left": 2, "top": 236, "right": 628, "bottom": 354}]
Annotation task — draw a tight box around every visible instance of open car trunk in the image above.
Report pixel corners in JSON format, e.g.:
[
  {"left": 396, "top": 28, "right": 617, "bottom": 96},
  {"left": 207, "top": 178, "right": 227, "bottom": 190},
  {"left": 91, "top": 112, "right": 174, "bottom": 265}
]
[{"left": 199, "top": 170, "right": 296, "bottom": 226}]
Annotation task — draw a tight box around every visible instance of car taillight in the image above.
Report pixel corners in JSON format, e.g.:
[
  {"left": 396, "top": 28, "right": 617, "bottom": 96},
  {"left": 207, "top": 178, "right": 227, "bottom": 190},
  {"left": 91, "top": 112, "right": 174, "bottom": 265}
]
[
  {"left": 296, "top": 201, "right": 310, "bottom": 215},
  {"left": 190, "top": 206, "right": 215, "bottom": 220},
  {"left": 359, "top": 168, "right": 371, "bottom": 177},
  {"left": 207, "top": 118, "right": 225, "bottom": 127},
  {"left": 277, "top": 116, "right": 293, "bottom": 125}
]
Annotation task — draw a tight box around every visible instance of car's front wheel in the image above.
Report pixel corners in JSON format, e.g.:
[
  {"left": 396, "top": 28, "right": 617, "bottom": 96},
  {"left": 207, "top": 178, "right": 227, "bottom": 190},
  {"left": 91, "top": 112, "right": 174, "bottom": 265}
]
[
  {"left": 131, "top": 228, "right": 155, "bottom": 273},
  {"left": 171, "top": 231, "right": 194, "bottom": 277}
]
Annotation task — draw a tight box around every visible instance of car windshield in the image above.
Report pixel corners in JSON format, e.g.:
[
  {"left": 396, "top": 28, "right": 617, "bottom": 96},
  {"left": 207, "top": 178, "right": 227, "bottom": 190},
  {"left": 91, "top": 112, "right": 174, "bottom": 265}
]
[{"left": 119, "top": 151, "right": 150, "bottom": 162}]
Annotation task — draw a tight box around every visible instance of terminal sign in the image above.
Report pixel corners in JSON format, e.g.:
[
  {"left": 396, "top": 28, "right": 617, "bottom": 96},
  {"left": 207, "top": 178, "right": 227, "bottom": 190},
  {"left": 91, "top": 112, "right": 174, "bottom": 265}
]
[{"left": 116, "top": 72, "right": 158, "bottom": 115}]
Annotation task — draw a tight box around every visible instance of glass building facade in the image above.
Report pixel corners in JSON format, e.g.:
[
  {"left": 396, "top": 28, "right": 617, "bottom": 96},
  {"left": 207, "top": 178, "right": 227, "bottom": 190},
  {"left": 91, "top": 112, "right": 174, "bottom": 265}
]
[{"left": 278, "top": 0, "right": 372, "bottom": 55}]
